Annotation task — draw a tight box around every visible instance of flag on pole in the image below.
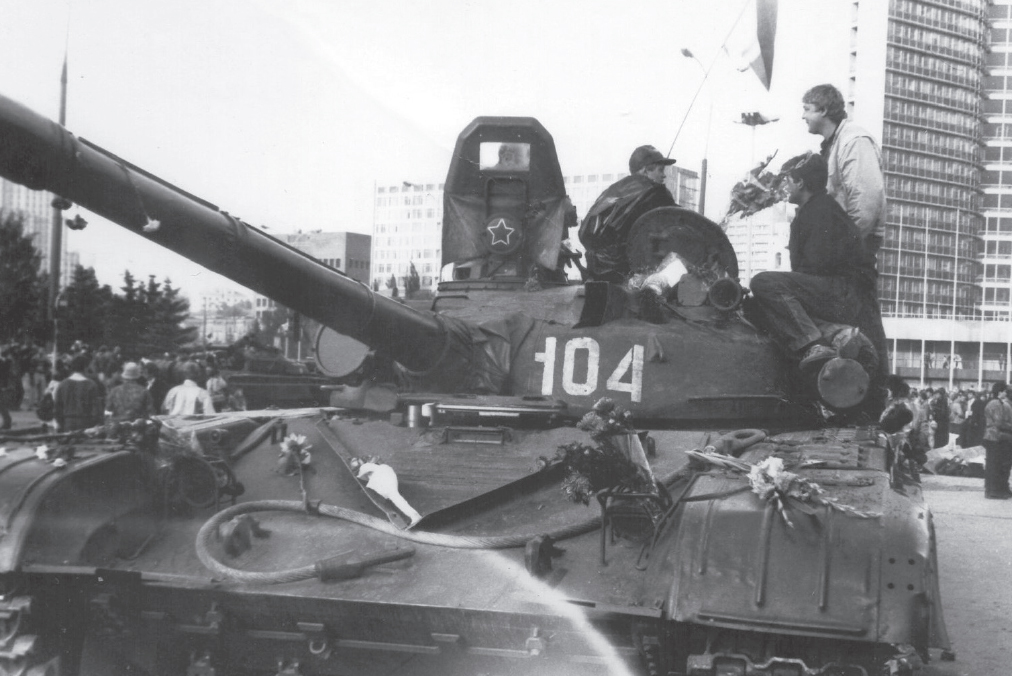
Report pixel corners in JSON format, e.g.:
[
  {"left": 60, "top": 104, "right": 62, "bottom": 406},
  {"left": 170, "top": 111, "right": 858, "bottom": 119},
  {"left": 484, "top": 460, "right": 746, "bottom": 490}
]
[{"left": 726, "top": 0, "right": 779, "bottom": 90}]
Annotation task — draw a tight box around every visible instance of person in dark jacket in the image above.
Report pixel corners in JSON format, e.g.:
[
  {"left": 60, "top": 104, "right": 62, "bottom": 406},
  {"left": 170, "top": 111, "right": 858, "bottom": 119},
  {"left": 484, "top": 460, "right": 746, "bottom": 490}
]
[
  {"left": 930, "top": 388, "right": 951, "bottom": 449},
  {"left": 750, "top": 153, "right": 885, "bottom": 369},
  {"left": 958, "top": 397, "right": 987, "bottom": 448},
  {"left": 54, "top": 353, "right": 104, "bottom": 431},
  {"left": 144, "top": 361, "right": 170, "bottom": 413},
  {"left": 983, "top": 382, "right": 1012, "bottom": 499},
  {"left": 105, "top": 362, "right": 154, "bottom": 422},
  {"left": 579, "top": 145, "right": 677, "bottom": 282}
]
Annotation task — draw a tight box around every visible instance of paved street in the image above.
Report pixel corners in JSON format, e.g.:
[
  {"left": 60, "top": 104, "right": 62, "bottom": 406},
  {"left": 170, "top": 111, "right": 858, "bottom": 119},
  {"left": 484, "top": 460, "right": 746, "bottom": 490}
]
[{"left": 922, "top": 474, "right": 1012, "bottom": 676}]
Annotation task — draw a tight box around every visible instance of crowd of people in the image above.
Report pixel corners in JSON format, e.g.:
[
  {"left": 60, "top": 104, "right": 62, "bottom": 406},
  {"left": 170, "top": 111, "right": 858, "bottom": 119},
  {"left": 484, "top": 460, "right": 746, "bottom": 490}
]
[
  {"left": 0, "top": 340, "right": 246, "bottom": 431},
  {"left": 881, "top": 377, "right": 1012, "bottom": 499}
]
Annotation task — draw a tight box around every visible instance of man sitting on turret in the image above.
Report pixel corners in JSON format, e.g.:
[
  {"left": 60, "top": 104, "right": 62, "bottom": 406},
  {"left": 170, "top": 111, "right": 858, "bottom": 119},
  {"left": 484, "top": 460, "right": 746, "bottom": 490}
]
[
  {"left": 749, "top": 153, "right": 886, "bottom": 392},
  {"left": 579, "top": 145, "right": 678, "bottom": 283}
]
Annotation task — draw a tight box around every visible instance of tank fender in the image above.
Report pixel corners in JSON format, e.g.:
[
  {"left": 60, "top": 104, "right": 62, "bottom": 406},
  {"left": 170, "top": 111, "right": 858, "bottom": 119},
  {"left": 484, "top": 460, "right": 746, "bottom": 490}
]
[
  {"left": 0, "top": 450, "right": 154, "bottom": 572},
  {"left": 639, "top": 459, "right": 948, "bottom": 654}
]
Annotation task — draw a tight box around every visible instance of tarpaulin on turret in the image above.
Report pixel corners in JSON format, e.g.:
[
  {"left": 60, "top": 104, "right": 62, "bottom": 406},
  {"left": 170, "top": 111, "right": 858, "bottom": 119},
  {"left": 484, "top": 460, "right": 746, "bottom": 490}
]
[
  {"left": 443, "top": 193, "right": 567, "bottom": 270},
  {"left": 442, "top": 117, "right": 568, "bottom": 276}
]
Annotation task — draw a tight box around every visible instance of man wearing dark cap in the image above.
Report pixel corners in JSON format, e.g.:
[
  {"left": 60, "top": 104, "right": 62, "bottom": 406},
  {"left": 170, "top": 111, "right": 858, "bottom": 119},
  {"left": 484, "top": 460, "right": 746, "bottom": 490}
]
[
  {"left": 578, "top": 145, "right": 678, "bottom": 282},
  {"left": 750, "top": 153, "right": 885, "bottom": 383}
]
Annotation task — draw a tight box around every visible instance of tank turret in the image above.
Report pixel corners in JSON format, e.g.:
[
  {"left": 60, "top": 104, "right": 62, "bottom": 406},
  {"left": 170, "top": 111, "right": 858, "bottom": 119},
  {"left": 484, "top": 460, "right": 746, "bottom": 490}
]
[{"left": 0, "top": 93, "right": 873, "bottom": 424}]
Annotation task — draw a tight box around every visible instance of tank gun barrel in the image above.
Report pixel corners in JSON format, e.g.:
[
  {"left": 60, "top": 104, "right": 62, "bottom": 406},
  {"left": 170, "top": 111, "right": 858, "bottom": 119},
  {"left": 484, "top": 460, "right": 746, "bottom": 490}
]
[{"left": 0, "top": 93, "right": 446, "bottom": 372}]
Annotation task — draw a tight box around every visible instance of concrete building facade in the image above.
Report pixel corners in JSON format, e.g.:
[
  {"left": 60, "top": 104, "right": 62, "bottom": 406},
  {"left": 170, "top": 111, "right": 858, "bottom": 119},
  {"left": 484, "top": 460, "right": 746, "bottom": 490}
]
[
  {"left": 0, "top": 178, "right": 74, "bottom": 285},
  {"left": 982, "top": 0, "right": 1012, "bottom": 322},
  {"left": 722, "top": 203, "right": 793, "bottom": 285},
  {"left": 372, "top": 182, "right": 444, "bottom": 293},
  {"left": 842, "top": 0, "right": 1011, "bottom": 389}
]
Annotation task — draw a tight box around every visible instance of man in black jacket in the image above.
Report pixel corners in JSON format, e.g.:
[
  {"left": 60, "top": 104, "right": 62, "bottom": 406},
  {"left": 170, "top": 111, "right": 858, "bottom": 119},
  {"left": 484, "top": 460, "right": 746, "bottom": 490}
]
[
  {"left": 750, "top": 153, "right": 886, "bottom": 376},
  {"left": 578, "top": 145, "right": 677, "bottom": 282}
]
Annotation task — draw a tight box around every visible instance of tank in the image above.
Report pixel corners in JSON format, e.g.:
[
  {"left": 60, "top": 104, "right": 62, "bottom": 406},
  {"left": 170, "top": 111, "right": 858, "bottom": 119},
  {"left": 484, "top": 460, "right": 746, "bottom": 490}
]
[
  {"left": 0, "top": 93, "right": 950, "bottom": 676},
  {"left": 172, "top": 339, "right": 335, "bottom": 410}
]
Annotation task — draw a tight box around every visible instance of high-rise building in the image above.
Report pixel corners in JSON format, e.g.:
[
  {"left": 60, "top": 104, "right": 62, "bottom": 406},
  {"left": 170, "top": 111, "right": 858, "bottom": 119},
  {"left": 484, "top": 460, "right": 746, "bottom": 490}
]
[
  {"left": 722, "top": 203, "right": 792, "bottom": 285},
  {"left": 0, "top": 178, "right": 67, "bottom": 280},
  {"left": 982, "top": 1, "right": 1012, "bottom": 321},
  {"left": 62, "top": 250, "right": 79, "bottom": 288},
  {"left": 854, "top": 0, "right": 988, "bottom": 322},
  {"left": 370, "top": 168, "right": 699, "bottom": 293},
  {"left": 372, "top": 182, "right": 444, "bottom": 293},
  {"left": 843, "top": 0, "right": 1012, "bottom": 387}
]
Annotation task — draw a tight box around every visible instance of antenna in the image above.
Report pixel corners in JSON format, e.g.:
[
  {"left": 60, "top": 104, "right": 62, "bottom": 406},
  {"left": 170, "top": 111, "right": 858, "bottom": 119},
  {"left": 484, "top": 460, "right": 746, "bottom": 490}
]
[{"left": 666, "top": 0, "right": 751, "bottom": 157}]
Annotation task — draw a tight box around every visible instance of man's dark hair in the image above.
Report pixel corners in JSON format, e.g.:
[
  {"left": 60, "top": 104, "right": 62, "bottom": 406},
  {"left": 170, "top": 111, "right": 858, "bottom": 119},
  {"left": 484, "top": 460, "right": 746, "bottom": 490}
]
[
  {"left": 803, "top": 84, "right": 847, "bottom": 124},
  {"left": 69, "top": 353, "right": 92, "bottom": 374},
  {"left": 885, "top": 374, "right": 910, "bottom": 399},
  {"left": 992, "top": 381, "right": 1008, "bottom": 397},
  {"left": 182, "top": 361, "right": 202, "bottom": 381},
  {"left": 784, "top": 153, "right": 828, "bottom": 193},
  {"left": 880, "top": 403, "right": 913, "bottom": 434}
]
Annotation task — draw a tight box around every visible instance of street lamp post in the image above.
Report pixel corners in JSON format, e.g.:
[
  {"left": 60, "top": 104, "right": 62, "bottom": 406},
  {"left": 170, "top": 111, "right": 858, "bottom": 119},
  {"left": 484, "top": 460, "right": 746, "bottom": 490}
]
[
  {"left": 680, "top": 49, "right": 713, "bottom": 217},
  {"left": 51, "top": 291, "right": 67, "bottom": 370}
]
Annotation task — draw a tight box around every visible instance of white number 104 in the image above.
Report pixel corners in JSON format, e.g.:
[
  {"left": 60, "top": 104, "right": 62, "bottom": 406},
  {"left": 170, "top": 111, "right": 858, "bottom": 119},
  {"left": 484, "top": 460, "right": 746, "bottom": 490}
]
[{"left": 534, "top": 337, "right": 644, "bottom": 402}]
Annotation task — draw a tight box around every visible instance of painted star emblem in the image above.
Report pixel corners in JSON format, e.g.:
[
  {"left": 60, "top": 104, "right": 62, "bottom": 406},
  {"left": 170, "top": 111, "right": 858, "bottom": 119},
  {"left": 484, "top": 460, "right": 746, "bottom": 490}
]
[
  {"left": 487, "top": 218, "right": 515, "bottom": 247},
  {"left": 485, "top": 217, "right": 514, "bottom": 246}
]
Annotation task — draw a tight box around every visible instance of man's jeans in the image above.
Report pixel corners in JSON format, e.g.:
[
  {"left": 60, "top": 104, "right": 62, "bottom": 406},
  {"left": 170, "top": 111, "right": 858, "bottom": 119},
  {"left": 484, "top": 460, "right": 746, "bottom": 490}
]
[{"left": 750, "top": 271, "right": 866, "bottom": 354}]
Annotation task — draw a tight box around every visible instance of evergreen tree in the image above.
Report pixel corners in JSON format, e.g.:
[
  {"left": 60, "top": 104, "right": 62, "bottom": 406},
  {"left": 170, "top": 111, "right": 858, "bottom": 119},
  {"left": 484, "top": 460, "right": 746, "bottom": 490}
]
[
  {"left": 59, "top": 265, "right": 113, "bottom": 351},
  {"left": 107, "top": 270, "right": 147, "bottom": 354},
  {"left": 406, "top": 262, "right": 421, "bottom": 299},
  {"left": 138, "top": 276, "right": 197, "bottom": 354},
  {"left": 158, "top": 278, "right": 198, "bottom": 349},
  {"left": 0, "top": 212, "right": 48, "bottom": 343}
]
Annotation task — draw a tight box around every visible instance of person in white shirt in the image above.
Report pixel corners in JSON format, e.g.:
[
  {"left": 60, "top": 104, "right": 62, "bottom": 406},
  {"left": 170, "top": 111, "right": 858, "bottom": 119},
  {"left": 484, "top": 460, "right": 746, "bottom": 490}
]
[{"left": 162, "top": 361, "right": 215, "bottom": 415}]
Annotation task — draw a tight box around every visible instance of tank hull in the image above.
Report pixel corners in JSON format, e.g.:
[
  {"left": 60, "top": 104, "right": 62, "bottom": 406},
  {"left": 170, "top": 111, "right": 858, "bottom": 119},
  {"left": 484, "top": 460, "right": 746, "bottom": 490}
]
[{"left": 0, "top": 414, "right": 948, "bottom": 676}]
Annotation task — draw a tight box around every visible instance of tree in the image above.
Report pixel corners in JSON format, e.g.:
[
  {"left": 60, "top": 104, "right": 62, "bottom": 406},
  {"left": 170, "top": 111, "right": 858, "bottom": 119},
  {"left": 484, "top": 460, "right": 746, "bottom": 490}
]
[
  {"left": 406, "top": 262, "right": 421, "bottom": 299},
  {"left": 59, "top": 265, "right": 113, "bottom": 351},
  {"left": 256, "top": 305, "right": 290, "bottom": 343},
  {"left": 0, "top": 212, "right": 48, "bottom": 343},
  {"left": 218, "top": 299, "right": 253, "bottom": 319},
  {"left": 49, "top": 264, "right": 201, "bottom": 357},
  {"left": 139, "top": 276, "right": 197, "bottom": 354},
  {"left": 107, "top": 270, "right": 147, "bottom": 353}
]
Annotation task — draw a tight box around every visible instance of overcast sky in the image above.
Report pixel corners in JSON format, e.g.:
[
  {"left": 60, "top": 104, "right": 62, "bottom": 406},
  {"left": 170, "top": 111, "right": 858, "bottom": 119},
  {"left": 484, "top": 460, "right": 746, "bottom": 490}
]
[{"left": 0, "top": 0, "right": 849, "bottom": 301}]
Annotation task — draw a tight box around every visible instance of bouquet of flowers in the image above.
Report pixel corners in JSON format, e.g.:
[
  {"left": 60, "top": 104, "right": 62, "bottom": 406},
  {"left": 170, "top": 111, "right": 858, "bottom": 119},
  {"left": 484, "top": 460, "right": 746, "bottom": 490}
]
[
  {"left": 724, "top": 151, "right": 814, "bottom": 220},
  {"left": 276, "top": 433, "right": 312, "bottom": 476},
  {"left": 687, "top": 448, "right": 880, "bottom": 528},
  {"left": 555, "top": 398, "right": 656, "bottom": 505}
]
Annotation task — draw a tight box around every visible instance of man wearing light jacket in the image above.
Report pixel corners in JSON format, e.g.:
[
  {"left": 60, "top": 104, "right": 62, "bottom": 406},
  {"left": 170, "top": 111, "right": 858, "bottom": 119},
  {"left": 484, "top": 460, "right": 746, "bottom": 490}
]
[{"left": 802, "top": 84, "right": 886, "bottom": 258}]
